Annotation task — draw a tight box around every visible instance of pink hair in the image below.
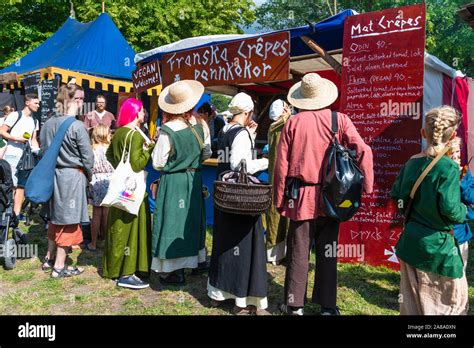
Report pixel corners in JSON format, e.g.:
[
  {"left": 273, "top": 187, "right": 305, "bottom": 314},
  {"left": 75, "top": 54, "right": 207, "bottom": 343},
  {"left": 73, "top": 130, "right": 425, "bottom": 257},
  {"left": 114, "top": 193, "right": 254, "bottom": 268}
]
[{"left": 116, "top": 98, "right": 143, "bottom": 127}]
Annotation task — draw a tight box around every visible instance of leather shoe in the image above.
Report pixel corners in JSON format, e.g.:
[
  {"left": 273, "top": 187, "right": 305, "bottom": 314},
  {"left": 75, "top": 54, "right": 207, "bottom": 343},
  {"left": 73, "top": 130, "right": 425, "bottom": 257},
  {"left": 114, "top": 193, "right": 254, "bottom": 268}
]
[{"left": 159, "top": 269, "right": 185, "bottom": 285}]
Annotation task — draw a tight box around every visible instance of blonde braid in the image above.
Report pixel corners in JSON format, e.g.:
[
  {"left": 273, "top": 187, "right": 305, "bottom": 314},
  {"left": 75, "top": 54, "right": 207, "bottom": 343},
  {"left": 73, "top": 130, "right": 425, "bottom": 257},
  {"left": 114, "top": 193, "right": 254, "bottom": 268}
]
[{"left": 424, "top": 106, "right": 460, "bottom": 157}]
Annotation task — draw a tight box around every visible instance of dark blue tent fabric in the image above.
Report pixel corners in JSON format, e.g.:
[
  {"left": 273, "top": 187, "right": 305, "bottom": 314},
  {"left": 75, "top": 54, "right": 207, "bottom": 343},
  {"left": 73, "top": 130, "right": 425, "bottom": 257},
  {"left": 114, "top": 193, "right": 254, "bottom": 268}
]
[
  {"left": 0, "top": 13, "right": 136, "bottom": 80},
  {"left": 138, "top": 9, "right": 355, "bottom": 64}
]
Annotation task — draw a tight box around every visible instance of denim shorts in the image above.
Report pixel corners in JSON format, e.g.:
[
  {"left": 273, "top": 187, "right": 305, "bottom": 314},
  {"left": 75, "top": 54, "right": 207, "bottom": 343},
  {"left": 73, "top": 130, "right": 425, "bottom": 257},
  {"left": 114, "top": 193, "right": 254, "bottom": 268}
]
[{"left": 17, "top": 169, "right": 32, "bottom": 188}]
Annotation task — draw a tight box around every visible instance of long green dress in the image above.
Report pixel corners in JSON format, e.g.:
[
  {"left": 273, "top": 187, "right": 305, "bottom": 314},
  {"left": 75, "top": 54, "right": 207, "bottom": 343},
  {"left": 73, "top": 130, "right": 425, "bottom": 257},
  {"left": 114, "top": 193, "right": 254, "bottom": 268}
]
[
  {"left": 265, "top": 115, "right": 290, "bottom": 260},
  {"left": 102, "top": 127, "right": 153, "bottom": 279},
  {"left": 391, "top": 155, "right": 467, "bottom": 278},
  {"left": 151, "top": 123, "right": 206, "bottom": 268}
]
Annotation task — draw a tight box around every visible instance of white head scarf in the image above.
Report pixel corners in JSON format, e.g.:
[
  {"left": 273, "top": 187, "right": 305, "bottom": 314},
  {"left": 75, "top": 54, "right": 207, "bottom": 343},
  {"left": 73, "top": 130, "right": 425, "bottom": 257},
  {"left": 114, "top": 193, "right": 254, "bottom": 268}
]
[
  {"left": 269, "top": 99, "right": 286, "bottom": 121},
  {"left": 228, "top": 92, "right": 254, "bottom": 115}
]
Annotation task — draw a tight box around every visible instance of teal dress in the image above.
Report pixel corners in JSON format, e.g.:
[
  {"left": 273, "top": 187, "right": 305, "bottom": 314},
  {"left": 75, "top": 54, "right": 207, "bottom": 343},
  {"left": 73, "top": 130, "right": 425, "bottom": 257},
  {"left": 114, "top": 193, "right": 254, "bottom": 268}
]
[{"left": 151, "top": 123, "right": 206, "bottom": 265}]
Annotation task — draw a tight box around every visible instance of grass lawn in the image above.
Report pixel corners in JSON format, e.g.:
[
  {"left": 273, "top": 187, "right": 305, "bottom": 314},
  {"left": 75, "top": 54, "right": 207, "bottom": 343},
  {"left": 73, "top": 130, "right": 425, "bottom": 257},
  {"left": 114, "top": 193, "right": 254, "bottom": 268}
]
[{"left": 0, "top": 216, "right": 472, "bottom": 315}]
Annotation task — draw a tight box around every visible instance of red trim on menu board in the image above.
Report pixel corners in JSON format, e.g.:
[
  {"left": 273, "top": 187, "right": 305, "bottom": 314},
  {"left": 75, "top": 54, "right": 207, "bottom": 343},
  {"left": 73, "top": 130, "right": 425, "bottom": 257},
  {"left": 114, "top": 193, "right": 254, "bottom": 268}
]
[{"left": 339, "top": 4, "right": 426, "bottom": 269}]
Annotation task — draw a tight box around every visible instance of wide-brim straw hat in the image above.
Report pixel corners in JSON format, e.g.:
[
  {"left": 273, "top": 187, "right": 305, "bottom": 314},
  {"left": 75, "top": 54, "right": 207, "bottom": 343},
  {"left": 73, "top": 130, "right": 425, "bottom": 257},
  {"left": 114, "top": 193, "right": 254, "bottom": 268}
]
[
  {"left": 287, "top": 73, "right": 338, "bottom": 110},
  {"left": 158, "top": 80, "right": 204, "bottom": 114}
]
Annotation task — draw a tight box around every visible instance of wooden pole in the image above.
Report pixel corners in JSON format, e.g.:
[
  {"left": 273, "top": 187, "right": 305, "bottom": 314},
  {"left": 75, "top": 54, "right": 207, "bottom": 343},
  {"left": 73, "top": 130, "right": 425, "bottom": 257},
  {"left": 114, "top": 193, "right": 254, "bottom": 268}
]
[
  {"left": 300, "top": 35, "right": 342, "bottom": 76},
  {"left": 102, "top": 1, "right": 105, "bottom": 13}
]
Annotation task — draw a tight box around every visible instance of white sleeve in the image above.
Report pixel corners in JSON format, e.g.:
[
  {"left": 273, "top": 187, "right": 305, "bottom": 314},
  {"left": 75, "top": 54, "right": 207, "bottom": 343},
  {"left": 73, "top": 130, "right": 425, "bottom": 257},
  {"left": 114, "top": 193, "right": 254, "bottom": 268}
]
[
  {"left": 230, "top": 130, "right": 268, "bottom": 175},
  {"left": 4, "top": 112, "right": 19, "bottom": 128},
  {"left": 201, "top": 120, "right": 212, "bottom": 161},
  {"left": 152, "top": 132, "right": 172, "bottom": 169}
]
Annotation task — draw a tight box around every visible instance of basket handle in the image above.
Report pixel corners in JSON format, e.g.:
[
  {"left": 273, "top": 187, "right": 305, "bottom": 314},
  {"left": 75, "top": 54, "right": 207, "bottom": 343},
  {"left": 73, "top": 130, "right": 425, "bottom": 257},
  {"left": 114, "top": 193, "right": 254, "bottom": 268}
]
[{"left": 238, "top": 159, "right": 248, "bottom": 184}]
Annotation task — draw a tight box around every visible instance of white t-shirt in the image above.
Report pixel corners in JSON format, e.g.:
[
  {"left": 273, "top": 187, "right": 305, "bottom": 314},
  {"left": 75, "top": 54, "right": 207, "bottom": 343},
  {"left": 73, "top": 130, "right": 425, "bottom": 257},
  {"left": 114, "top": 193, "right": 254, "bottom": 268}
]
[
  {"left": 96, "top": 110, "right": 106, "bottom": 119},
  {"left": 4, "top": 111, "right": 39, "bottom": 158}
]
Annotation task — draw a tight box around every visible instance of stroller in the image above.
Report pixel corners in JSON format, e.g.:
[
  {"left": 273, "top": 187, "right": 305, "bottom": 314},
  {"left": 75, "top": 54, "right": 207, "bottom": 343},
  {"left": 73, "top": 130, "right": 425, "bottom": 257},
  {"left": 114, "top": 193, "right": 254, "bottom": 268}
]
[{"left": 0, "top": 159, "right": 27, "bottom": 270}]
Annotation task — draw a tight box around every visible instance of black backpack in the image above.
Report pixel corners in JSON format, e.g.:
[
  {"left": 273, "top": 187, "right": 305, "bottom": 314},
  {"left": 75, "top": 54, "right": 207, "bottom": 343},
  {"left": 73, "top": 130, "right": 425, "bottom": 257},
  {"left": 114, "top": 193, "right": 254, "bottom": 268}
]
[
  {"left": 0, "top": 159, "right": 13, "bottom": 213},
  {"left": 320, "top": 111, "right": 364, "bottom": 221}
]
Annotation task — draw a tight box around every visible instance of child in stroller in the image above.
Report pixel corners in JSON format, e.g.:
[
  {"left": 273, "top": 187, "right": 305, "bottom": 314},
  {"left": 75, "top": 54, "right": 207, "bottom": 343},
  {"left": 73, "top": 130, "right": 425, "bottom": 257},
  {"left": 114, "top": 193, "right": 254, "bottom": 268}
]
[{"left": 0, "top": 158, "right": 27, "bottom": 269}]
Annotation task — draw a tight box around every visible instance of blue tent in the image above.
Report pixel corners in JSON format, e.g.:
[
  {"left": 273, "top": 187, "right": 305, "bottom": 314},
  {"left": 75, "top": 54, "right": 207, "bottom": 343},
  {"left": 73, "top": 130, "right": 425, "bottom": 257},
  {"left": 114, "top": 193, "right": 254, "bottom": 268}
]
[{"left": 0, "top": 13, "right": 136, "bottom": 81}]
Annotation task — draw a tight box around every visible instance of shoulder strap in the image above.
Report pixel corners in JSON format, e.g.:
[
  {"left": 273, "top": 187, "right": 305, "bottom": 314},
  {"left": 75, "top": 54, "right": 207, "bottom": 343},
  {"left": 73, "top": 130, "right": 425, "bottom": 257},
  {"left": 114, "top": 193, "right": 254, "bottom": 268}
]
[
  {"left": 159, "top": 124, "right": 173, "bottom": 134},
  {"left": 227, "top": 125, "right": 255, "bottom": 159},
  {"left": 242, "top": 128, "right": 255, "bottom": 156},
  {"left": 226, "top": 125, "right": 253, "bottom": 147},
  {"left": 33, "top": 117, "right": 38, "bottom": 134},
  {"left": 9, "top": 111, "right": 22, "bottom": 133},
  {"left": 409, "top": 146, "right": 451, "bottom": 199},
  {"left": 331, "top": 111, "right": 338, "bottom": 134},
  {"left": 184, "top": 119, "right": 205, "bottom": 150},
  {"left": 120, "top": 129, "right": 135, "bottom": 164},
  {"left": 55, "top": 117, "right": 76, "bottom": 140}
]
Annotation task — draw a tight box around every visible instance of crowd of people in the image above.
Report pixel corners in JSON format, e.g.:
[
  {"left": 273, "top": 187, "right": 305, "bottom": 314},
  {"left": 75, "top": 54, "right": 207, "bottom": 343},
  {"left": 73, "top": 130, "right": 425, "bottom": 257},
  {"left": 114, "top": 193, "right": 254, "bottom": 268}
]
[{"left": 0, "top": 72, "right": 472, "bottom": 316}]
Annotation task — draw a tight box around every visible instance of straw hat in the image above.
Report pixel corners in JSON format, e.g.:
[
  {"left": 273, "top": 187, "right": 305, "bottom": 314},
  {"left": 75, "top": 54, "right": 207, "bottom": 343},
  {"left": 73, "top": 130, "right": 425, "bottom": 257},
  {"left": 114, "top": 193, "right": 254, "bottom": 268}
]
[
  {"left": 287, "top": 73, "right": 338, "bottom": 110},
  {"left": 158, "top": 80, "right": 204, "bottom": 114}
]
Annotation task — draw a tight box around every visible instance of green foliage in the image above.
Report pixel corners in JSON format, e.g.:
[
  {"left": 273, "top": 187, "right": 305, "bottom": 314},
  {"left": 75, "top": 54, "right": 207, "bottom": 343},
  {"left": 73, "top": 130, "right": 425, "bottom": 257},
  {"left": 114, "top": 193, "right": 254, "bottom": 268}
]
[
  {"left": 0, "top": 0, "right": 70, "bottom": 68},
  {"left": 256, "top": 0, "right": 474, "bottom": 75},
  {"left": 425, "top": 0, "right": 473, "bottom": 75},
  {"left": 0, "top": 0, "right": 256, "bottom": 69},
  {"left": 211, "top": 93, "right": 231, "bottom": 112}
]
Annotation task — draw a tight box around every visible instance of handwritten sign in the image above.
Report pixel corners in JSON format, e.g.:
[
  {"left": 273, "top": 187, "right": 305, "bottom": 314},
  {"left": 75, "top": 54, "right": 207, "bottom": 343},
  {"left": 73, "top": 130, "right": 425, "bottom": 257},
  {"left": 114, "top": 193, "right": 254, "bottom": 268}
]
[
  {"left": 40, "top": 75, "right": 61, "bottom": 126},
  {"left": 339, "top": 4, "right": 426, "bottom": 269},
  {"left": 22, "top": 72, "right": 41, "bottom": 96},
  {"left": 132, "top": 61, "right": 161, "bottom": 94},
  {"left": 161, "top": 32, "right": 290, "bottom": 87}
]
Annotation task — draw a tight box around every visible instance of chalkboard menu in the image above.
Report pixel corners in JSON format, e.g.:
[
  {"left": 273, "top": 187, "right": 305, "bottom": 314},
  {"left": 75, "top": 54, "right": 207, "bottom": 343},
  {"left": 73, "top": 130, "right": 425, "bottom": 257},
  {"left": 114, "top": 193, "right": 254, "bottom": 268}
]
[
  {"left": 40, "top": 74, "right": 61, "bottom": 126},
  {"left": 23, "top": 72, "right": 41, "bottom": 96},
  {"left": 339, "top": 4, "right": 426, "bottom": 269}
]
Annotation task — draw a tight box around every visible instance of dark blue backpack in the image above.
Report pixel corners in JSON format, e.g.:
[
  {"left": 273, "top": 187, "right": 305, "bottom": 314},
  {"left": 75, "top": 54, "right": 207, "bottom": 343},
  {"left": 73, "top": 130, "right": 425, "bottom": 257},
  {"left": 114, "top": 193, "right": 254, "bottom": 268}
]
[{"left": 25, "top": 117, "right": 76, "bottom": 204}]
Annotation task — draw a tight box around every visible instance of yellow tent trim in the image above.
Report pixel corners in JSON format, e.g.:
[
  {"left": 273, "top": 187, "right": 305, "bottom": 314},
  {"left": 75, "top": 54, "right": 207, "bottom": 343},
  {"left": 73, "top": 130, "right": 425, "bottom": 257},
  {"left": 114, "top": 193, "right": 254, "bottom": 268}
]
[{"left": 2, "top": 67, "right": 161, "bottom": 96}]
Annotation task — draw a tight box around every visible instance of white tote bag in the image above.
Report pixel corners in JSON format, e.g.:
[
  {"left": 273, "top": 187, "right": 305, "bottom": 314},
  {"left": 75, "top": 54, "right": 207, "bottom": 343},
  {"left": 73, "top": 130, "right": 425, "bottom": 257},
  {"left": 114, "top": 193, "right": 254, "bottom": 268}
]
[{"left": 101, "top": 129, "right": 147, "bottom": 216}]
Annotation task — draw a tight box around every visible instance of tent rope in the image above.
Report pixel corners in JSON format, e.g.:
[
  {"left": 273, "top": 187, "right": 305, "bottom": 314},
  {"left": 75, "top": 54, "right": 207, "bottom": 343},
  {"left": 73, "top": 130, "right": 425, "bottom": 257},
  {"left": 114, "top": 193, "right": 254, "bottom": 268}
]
[{"left": 69, "top": 1, "right": 75, "bottom": 19}]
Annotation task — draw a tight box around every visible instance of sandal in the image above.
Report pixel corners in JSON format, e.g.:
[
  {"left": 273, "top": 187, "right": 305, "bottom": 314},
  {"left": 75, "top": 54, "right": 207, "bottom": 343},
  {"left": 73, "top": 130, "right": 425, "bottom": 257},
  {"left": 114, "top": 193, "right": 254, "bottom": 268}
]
[
  {"left": 41, "top": 257, "right": 55, "bottom": 272},
  {"left": 51, "top": 266, "right": 84, "bottom": 278},
  {"left": 67, "top": 266, "right": 84, "bottom": 276}
]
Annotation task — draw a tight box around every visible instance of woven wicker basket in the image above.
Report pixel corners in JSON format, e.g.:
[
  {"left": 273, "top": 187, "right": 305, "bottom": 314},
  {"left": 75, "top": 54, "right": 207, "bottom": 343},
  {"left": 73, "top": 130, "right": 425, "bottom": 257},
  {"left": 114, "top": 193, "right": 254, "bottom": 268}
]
[{"left": 214, "top": 159, "right": 272, "bottom": 215}]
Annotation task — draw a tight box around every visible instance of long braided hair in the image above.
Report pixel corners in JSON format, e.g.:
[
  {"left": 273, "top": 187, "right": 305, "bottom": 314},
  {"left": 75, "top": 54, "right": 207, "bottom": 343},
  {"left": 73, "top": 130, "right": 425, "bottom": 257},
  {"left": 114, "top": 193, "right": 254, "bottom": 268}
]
[{"left": 424, "top": 106, "right": 461, "bottom": 157}]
